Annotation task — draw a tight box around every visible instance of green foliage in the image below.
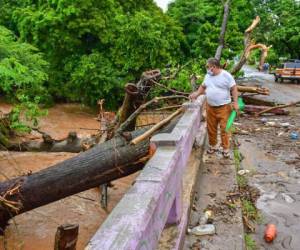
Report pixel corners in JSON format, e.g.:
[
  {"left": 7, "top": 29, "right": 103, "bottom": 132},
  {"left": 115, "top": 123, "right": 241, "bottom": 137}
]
[
  {"left": 237, "top": 175, "right": 248, "bottom": 188},
  {"left": 165, "top": 59, "right": 206, "bottom": 92},
  {"left": 245, "top": 234, "right": 257, "bottom": 250},
  {"left": 0, "top": 25, "right": 49, "bottom": 131},
  {"left": 242, "top": 199, "right": 257, "bottom": 220},
  {"left": 167, "top": 0, "right": 254, "bottom": 60},
  {"left": 251, "top": 0, "right": 300, "bottom": 60},
  {"left": 113, "top": 11, "right": 185, "bottom": 78},
  {"left": 0, "top": 0, "right": 185, "bottom": 109},
  {"left": 65, "top": 52, "right": 123, "bottom": 109},
  {"left": 0, "top": 26, "right": 48, "bottom": 97},
  {"left": 0, "top": 0, "right": 299, "bottom": 118},
  {"left": 10, "top": 103, "right": 48, "bottom": 132}
]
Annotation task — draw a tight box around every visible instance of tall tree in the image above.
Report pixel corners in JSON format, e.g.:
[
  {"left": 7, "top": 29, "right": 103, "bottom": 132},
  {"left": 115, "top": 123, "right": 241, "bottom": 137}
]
[
  {"left": 0, "top": 0, "right": 185, "bottom": 108},
  {"left": 215, "top": 0, "right": 231, "bottom": 61},
  {"left": 167, "top": 0, "right": 255, "bottom": 61}
]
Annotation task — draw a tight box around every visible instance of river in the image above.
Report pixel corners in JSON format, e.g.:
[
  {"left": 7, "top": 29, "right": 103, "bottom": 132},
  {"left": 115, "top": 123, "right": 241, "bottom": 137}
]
[{"left": 0, "top": 103, "right": 137, "bottom": 250}]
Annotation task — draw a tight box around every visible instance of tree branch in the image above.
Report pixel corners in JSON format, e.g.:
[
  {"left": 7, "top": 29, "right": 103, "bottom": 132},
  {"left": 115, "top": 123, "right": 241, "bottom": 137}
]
[
  {"left": 116, "top": 95, "right": 188, "bottom": 133},
  {"left": 130, "top": 107, "right": 184, "bottom": 145}
]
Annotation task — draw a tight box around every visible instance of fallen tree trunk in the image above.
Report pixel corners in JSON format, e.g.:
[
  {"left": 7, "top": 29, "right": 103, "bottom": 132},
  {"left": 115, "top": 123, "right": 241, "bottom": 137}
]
[
  {"left": 131, "top": 107, "right": 184, "bottom": 145},
  {"left": 242, "top": 96, "right": 276, "bottom": 107},
  {"left": 255, "top": 101, "right": 300, "bottom": 116},
  {"left": 3, "top": 70, "right": 162, "bottom": 153},
  {"left": 0, "top": 120, "right": 178, "bottom": 232},
  {"left": 6, "top": 131, "right": 100, "bottom": 153},
  {"left": 244, "top": 105, "right": 289, "bottom": 115},
  {"left": 238, "top": 85, "right": 269, "bottom": 95},
  {"left": 116, "top": 70, "right": 161, "bottom": 131},
  {"left": 117, "top": 95, "right": 187, "bottom": 134}
]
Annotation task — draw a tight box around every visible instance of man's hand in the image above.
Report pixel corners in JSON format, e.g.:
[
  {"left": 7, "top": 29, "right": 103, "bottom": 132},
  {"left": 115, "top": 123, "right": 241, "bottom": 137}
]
[
  {"left": 233, "top": 101, "right": 239, "bottom": 112},
  {"left": 189, "top": 91, "right": 199, "bottom": 101}
]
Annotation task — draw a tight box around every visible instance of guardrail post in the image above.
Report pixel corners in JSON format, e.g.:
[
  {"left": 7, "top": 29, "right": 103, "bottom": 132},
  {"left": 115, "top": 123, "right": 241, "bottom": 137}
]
[{"left": 167, "top": 182, "right": 182, "bottom": 224}]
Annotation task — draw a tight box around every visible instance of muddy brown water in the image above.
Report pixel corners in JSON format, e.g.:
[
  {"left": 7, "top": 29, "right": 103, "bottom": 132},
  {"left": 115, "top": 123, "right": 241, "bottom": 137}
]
[{"left": 0, "top": 103, "right": 138, "bottom": 250}]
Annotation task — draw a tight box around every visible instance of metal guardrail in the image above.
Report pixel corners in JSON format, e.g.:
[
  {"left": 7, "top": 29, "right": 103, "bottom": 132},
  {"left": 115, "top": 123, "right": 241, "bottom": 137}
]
[{"left": 86, "top": 96, "right": 206, "bottom": 250}]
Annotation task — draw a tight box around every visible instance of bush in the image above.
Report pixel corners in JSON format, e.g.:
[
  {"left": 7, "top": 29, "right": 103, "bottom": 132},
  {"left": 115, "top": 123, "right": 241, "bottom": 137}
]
[{"left": 0, "top": 25, "right": 49, "bottom": 131}]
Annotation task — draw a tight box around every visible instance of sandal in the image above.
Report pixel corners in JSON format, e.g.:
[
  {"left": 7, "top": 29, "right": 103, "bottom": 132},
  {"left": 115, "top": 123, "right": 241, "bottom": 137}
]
[
  {"left": 207, "top": 145, "right": 218, "bottom": 154},
  {"left": 222, "top": 150, "right": 230, "bottom": 158}
]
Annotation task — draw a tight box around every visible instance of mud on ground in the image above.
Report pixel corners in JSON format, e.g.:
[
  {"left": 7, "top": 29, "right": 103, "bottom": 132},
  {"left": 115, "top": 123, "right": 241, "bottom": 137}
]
[{"left": 237, "top": 106, "right": 300, "bottom": 249}]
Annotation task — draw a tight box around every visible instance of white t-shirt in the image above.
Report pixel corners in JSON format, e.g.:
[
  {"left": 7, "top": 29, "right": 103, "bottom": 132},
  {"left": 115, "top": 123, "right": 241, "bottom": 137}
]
[{"left": 203, "top": 70, "right": 236, "bottom": 106}]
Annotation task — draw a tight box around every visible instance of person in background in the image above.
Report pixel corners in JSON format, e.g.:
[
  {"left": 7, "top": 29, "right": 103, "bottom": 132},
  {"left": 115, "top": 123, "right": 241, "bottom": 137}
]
[
  {"left": 189, "top": 58, "right": 239, "bottom": 158},
  {"left": 263, "top": 62, "right": 270, "bottom": 72}
]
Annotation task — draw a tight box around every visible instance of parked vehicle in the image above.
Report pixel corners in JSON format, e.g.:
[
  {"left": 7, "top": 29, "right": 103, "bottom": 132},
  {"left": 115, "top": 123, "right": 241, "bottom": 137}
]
[{"left": 274, "top": 59, "right": 300, "bottom": 83}]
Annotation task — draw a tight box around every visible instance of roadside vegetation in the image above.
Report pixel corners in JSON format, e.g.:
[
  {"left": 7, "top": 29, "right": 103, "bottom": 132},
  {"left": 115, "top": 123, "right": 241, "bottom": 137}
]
[{"left": 233, "top": 133, "right": 261, "bottom": 250}]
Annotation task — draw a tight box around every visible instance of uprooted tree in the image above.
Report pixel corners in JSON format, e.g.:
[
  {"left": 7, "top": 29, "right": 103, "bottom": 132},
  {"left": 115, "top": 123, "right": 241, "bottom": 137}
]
[
  {"left": 0, "top": 69, "right": 190, "bottom": 232},
  {"left": 231, "top": 16, "right": 271, "bottom": 75}
]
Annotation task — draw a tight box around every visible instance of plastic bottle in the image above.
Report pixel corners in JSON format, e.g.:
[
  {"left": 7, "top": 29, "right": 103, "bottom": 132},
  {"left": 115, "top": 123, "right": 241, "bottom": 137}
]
[
  {"left": 290, "top": 131, "right": 299, "bottom": 140},
  {"left": 264, "top": 224, "right": 277, "bottom": 243},
  {"left": 188, "top": 224, "right": 216, "bottom": 236},
  {"left": 199, "top": 210, "right": 213, "bottom": 225}
]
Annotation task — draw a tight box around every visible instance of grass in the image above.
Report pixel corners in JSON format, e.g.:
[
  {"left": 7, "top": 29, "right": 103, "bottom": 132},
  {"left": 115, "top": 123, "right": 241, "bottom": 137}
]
[
  {"left": 256, "top": 212, "right": 265, "bottom": 225},
  {"left": 233, "top": 139, "right": 259, "bottom": 247},
  {"left": 245, "top": 234, "right": 257, "bottom": 250},
  {"left": 242, "top": 199, "right": 257, "bottom": 221},
  {"left": 233, "top": 146, "right": 241, "bottom": 170},
  {"left": 237, "top": 175, "right": 248, "bottom": 188}
]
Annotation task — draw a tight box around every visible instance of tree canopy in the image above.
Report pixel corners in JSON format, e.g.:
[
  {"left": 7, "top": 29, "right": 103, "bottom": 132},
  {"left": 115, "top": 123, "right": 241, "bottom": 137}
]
[
  {"left": 0, "top": 0, "right": 185, "bottom": 108},
  {"left": 0, "top": 0, "right": 298, "bottom": 113},
  {"left": 0, "top": 25, "right": 48, "bottom": 130}
]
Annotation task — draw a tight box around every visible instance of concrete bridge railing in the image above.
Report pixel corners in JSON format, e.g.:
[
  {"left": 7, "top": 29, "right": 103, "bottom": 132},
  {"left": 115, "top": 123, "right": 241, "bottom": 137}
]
[{"left": 86, "top": 96, "right": 206, "bottom": 250}]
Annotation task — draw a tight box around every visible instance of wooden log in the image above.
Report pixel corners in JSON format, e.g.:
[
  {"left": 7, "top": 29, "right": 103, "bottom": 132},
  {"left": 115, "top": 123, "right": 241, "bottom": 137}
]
[
  {"left": 116, "top": 70, "right": 161, "bottom": 131},
  {"left": 118, "top": 83, "right": 139, "bottom": 130},
  {"left": 238, "top": 85, "right": 269, "bottom": 95},
  {"left": 255, "top": 101, "right": 300, "bottom": 116},
  {"left": 117, "top": 95, "right": 187, "bottom": 134},
  {"left": 242, "top": 96, "right": 276, "bottom": 107},
  {"left": 244, "top": 105, "right": 289, "bottom": 115},
  {"left": 7, "top": 131, "right": 99, "bottom": 153},
  {"left": 54, "top": 224, "right": 79, "bottom": 250},
  {"left": 131, "top": 107, "right": 184, "bottom": 145},
  {"left": 154, "top": 105, "right": 182, "bottom": 111},
  {"left": 0, "top": 121, "right": 178, "bottom": 232},
  {"left": 151, "top": 79, "right": 188, "bottom": 96}
]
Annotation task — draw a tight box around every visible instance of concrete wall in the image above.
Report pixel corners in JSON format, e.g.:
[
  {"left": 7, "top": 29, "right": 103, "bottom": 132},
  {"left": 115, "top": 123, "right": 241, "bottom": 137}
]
[{"left": 86, "top": 96, "right": 205, "bottom": 250}]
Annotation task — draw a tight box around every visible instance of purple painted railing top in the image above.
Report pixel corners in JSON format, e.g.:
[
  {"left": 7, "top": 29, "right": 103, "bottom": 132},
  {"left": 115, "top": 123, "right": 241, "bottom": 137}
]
[{"left": 85, "top": 96, "right": 205, "bottom": 250}]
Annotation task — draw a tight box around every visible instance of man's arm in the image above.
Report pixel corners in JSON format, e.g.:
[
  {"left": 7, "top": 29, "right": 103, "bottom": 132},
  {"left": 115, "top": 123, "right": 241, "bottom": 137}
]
[
  {"left": 231, "top": 85, "right": 239, "bottom": 111},
  {"left": 189, "top": 85, "right": 206, "bottom": 100}
]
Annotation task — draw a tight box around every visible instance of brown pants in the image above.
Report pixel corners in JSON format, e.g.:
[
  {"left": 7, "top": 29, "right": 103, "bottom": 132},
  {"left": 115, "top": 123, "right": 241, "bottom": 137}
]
[{"left": 206, "top": 103, "right": 232, "bottom": 150}]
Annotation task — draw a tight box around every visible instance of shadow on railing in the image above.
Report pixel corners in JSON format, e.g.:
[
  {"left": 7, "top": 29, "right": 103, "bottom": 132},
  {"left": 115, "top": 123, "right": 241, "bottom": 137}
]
[{"left": 86, "top": 96, "right": 206, "bottom": 250}]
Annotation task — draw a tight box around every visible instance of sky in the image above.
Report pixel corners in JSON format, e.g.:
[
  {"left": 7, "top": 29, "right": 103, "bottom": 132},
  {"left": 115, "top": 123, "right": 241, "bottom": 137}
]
[{"left": 154, "top": 0, "right": 173, "bottom": 11}]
